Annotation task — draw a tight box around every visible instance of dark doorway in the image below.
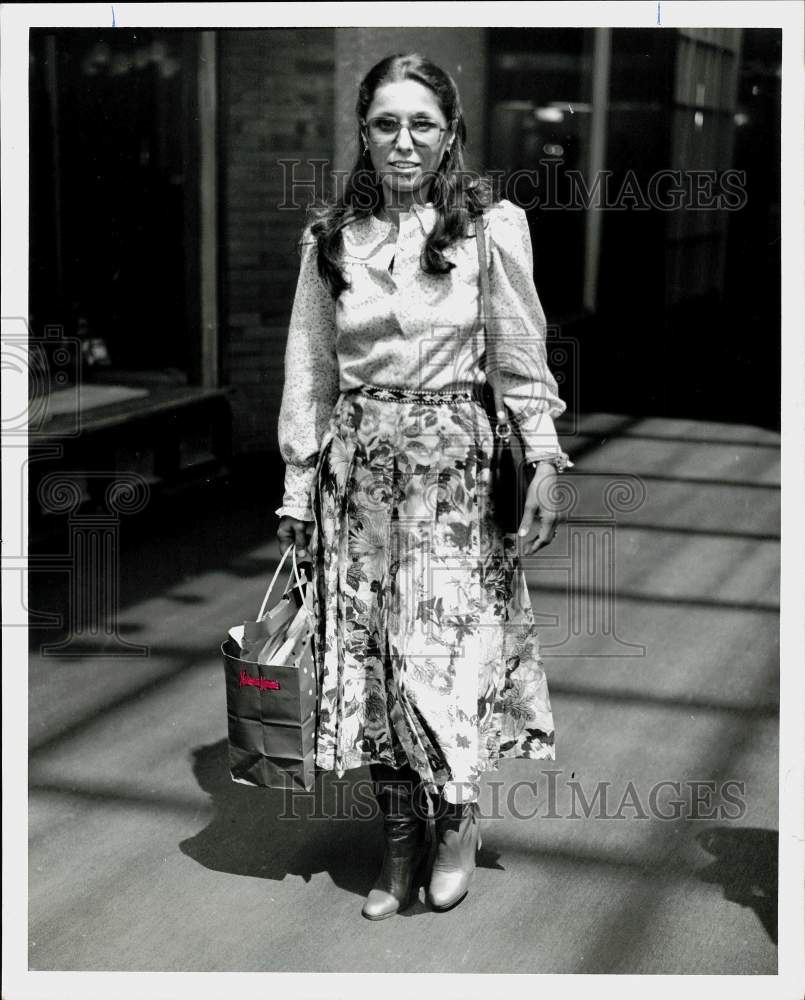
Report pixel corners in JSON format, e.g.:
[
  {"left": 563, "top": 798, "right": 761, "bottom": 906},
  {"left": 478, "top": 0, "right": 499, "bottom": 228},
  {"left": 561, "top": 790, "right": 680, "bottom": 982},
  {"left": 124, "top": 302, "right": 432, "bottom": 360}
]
[{"left": 29, "top": 28, "right": 204, "bottom": 386}]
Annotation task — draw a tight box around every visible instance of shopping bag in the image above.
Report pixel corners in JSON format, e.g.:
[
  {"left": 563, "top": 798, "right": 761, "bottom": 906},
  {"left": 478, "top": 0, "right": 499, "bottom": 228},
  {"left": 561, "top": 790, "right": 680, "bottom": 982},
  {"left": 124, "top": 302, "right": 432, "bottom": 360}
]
[{"left": 221, "top": 544, "right": 318, "bottom": 792}]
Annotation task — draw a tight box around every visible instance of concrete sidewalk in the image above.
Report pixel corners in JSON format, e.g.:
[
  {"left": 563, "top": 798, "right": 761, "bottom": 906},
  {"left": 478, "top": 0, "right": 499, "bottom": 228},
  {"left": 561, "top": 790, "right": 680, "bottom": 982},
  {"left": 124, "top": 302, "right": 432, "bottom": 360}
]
[{"left": 27, "top": 411, "right": 779, "bottom": 973}]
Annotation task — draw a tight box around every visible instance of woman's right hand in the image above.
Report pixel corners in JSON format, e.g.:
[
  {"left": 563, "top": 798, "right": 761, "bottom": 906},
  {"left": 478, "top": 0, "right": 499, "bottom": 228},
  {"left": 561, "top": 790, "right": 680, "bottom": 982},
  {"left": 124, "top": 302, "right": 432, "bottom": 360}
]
[{"left": 277, "top": 515, "right": 314, "bottom": 560}]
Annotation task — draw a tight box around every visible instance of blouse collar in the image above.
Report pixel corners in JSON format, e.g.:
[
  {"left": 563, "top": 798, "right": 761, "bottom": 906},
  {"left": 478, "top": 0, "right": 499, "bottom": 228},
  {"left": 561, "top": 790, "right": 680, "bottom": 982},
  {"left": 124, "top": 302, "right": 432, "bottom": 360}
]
[
  {"left": 342, "top": 201, "right": 437, "bottom": 258},
  {"left": 374, "top": 200, "right": 437, "bottom": 233}
]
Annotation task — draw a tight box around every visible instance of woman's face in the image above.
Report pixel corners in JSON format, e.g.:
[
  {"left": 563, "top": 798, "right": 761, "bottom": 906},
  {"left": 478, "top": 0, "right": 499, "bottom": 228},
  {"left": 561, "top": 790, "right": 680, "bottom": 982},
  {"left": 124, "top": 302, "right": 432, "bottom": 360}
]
[{"left": 363, "top": 79, "right": 454, "bottom": 207}]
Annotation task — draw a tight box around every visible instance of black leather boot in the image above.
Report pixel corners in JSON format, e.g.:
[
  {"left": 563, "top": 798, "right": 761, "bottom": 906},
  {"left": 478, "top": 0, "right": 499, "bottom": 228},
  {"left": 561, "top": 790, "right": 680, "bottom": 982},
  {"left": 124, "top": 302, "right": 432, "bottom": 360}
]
[
  {"left": 362, "top": 763, "right": 427, "bottom": 920},
  {"left": 426, "top": 799, "right": 482, "bottom": 911}
]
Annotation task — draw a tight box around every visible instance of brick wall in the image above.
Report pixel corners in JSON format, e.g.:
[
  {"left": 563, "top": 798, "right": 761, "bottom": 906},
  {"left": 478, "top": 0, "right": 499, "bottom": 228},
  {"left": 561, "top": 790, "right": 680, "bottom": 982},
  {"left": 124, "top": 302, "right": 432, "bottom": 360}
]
[{"left": 219, "top": 29, "right": 335, "bottom": 455}]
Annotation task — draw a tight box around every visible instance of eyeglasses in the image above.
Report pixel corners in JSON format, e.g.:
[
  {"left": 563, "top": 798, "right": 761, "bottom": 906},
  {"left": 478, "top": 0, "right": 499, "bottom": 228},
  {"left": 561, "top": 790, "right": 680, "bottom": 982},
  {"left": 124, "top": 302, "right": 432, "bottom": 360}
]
[{"left": 361, "top": 115, "right": 452, "bottom": 147}]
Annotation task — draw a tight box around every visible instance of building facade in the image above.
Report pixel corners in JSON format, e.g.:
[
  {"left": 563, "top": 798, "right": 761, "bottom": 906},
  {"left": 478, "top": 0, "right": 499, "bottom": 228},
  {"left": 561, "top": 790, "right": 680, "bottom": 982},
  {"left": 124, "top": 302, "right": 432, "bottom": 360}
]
[{"left": 28, "top": 26, "right": 781, "bottom": 526}]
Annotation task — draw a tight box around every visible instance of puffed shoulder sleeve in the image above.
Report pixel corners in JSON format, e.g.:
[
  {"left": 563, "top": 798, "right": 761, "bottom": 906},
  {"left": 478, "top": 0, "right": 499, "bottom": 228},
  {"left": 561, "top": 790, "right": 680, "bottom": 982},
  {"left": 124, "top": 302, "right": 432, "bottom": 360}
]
[
  {"left": 275, "top": 226, "right": 340, "bottom": 520},
  {"left": 487, "top": 199, "right": 574, "bottom": 470}
]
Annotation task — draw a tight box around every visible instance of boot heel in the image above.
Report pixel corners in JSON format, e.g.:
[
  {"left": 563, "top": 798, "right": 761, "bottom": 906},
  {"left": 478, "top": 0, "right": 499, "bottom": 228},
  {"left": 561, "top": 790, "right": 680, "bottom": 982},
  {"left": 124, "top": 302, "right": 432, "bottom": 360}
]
[{"left": 427, "top": 800, "right": 482, "bottom": 912}]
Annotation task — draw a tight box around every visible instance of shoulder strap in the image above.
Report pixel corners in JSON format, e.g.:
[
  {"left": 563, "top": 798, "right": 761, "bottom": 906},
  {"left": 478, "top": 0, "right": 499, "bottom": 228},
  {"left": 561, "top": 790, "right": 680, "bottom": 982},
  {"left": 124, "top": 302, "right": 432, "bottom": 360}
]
[{"left": 475, "top": 213, "right": 510, "bottom": 438}]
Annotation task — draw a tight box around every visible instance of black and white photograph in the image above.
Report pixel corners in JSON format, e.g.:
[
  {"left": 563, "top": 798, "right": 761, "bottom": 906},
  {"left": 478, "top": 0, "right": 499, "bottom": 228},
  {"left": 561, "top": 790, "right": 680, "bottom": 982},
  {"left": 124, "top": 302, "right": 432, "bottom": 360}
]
[{"left": 2, "top": 2, "right": 803, "bottom": 997}]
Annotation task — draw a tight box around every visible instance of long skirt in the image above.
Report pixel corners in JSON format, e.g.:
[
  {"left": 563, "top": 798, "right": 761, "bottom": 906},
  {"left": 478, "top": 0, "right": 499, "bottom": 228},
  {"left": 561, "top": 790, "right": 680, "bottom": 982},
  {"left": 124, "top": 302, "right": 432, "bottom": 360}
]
[{"left": 308, "top": 384, "right": 555, "bottom": 804}]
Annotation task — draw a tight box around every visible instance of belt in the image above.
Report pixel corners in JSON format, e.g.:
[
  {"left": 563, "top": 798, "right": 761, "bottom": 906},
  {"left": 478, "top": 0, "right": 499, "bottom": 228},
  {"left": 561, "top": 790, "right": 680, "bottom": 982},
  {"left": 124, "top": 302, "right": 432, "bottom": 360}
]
[{"left": 353, "top": 384, "right": 479, "bottom": 404}]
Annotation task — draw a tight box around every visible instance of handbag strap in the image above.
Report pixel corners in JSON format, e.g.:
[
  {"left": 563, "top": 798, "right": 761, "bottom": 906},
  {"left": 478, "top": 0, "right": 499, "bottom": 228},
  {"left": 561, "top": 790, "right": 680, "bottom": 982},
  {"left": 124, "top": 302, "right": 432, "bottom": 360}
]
[{"left": 474, "top": 215, "right": 511, "bottom": 441}]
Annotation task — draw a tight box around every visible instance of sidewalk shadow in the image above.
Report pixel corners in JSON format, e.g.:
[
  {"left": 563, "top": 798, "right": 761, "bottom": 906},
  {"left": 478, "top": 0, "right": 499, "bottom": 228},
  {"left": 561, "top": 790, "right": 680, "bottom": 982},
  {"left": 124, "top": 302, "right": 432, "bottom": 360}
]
[
  {"left": 695, "top": 826, "right": 778, "bottom": 943},
  {"left": 179, "top": 740, "right": 375, "bottom": 900},
  {"left": 180, "top": 740, "right": 504, "bottom": 915}
]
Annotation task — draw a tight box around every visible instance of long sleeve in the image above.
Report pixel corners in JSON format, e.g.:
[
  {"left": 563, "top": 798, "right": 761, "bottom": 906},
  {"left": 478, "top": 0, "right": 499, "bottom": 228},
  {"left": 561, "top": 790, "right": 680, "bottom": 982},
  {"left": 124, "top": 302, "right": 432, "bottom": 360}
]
[
  {"left": 487, "top": 200, "right": 574, "bottom": 470},
  {"left": 274, "top": 227, "right": 340, "bottom": 521}
]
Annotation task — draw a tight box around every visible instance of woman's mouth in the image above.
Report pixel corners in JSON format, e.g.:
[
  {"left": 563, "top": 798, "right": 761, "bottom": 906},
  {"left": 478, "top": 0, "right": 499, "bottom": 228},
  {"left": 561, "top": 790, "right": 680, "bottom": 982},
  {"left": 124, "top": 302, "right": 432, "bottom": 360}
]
[{"left": 389, "top": 162, "right": 419, "bottom": 172}]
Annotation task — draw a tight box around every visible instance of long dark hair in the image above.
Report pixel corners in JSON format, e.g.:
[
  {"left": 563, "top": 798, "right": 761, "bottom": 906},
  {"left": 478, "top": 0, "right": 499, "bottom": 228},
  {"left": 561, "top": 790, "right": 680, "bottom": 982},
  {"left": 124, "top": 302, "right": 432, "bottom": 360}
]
[{"left": 303, "top": 53, "right": 497, "bottom": 298}]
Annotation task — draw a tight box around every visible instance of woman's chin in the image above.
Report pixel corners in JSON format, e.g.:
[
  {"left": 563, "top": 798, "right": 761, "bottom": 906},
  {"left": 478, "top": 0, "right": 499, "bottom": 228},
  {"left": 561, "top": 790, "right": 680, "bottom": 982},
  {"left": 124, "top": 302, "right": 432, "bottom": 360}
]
[{"left": 381, "top": 174, "right": 432, "bottom": 203}]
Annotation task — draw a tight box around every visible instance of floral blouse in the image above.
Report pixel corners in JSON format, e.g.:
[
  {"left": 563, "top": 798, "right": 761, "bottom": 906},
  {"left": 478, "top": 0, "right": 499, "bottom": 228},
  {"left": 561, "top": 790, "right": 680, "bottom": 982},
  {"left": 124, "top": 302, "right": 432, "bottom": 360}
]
[{"left": 275, "top": 198, "right": 573, "bottom": 521}]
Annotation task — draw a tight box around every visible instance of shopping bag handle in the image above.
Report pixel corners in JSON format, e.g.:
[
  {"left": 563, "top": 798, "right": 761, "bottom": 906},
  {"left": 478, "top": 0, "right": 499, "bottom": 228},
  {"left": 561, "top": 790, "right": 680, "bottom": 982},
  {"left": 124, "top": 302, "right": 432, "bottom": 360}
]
[{"left": 258, "top": 544, "right": 312, "bottom": 623}]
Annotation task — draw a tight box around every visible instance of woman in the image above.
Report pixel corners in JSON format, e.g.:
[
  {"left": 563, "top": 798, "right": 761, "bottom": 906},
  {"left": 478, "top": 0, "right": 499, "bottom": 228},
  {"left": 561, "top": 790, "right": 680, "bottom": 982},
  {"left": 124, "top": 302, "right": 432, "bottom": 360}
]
[{"left": 275, "top": 53, "right": 573, "bottom": 919}]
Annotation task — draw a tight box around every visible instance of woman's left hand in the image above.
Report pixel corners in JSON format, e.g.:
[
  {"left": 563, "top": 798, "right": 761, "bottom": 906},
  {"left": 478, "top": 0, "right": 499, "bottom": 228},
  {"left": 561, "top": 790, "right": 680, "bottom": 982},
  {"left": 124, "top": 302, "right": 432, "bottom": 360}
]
[{"left": 517, "top": 461, "right": 561, "bottom": 555}]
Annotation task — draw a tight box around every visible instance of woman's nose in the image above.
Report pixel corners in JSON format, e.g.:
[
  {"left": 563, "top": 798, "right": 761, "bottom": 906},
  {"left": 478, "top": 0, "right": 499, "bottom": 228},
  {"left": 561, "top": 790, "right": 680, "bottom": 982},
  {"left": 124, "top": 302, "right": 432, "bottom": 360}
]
[{"left": 393, "top": 126, "right": 415, "bottom": 152}]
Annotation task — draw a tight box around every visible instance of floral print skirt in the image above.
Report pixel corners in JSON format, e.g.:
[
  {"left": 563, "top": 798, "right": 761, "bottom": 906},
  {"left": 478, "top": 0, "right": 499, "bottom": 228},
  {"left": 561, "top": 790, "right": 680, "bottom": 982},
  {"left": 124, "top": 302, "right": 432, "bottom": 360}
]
[{"left": 309, "top": 385, "right": 555, "bottom": 804}]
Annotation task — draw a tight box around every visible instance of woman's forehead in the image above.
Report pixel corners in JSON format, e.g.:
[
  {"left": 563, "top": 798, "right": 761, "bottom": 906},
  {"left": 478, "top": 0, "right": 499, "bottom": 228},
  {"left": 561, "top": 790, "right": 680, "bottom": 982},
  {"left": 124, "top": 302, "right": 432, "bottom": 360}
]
[{"left": 366, "top": 79, "right": 444, "bottom": 118}]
